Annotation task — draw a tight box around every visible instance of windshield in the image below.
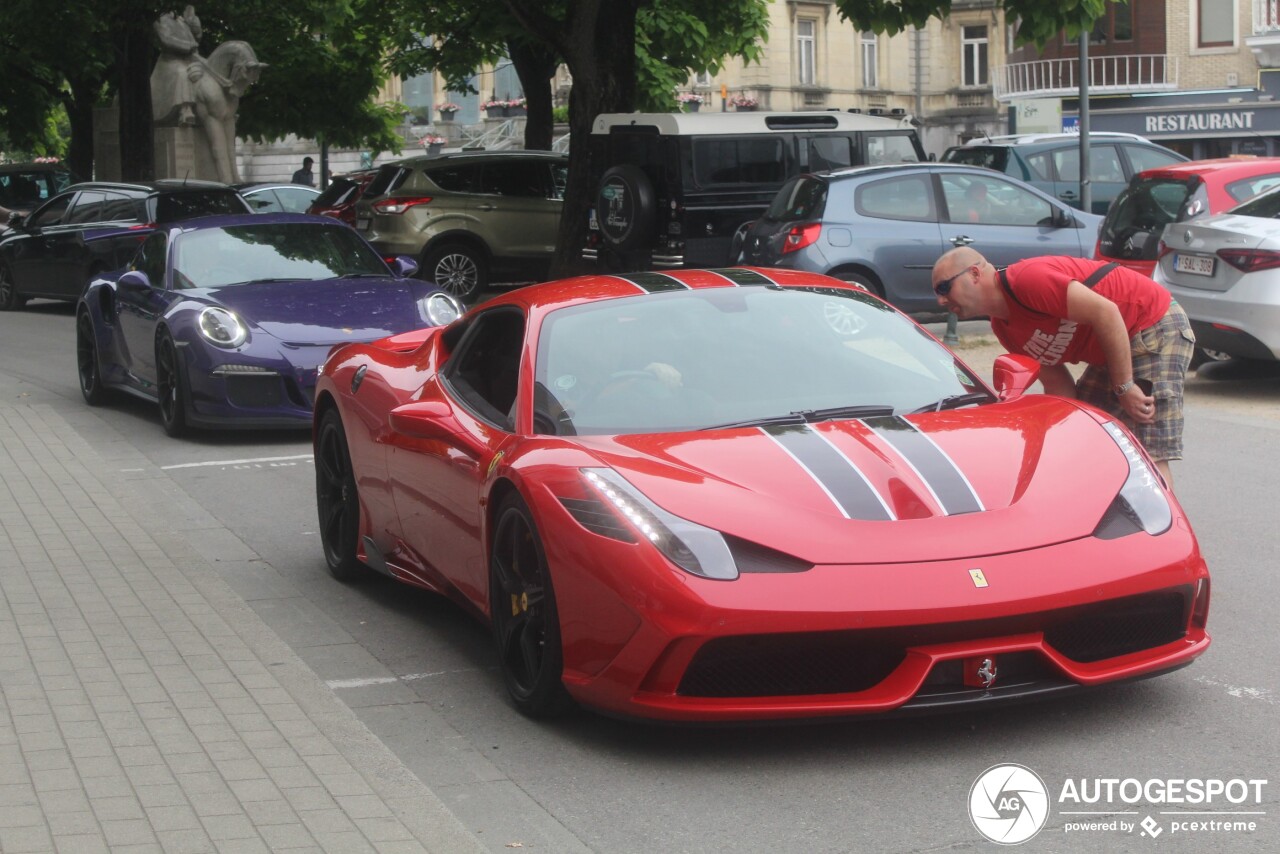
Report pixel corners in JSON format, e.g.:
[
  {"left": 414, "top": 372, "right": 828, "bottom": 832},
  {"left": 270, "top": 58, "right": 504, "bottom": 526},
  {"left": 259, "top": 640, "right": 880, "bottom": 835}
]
[
  {"left": 1229, "top": 183, "right": 1280, "bottom": 218},
  {"left": 534, "top": 286, "right": 988, "bottom": 435},
  {"left": 172, "top": 222, "right": 390, "bottom": 289},
  {"left": 154, "top": 190, "right": 250, "bottom": 222},
  {"left": 763, "top": 177, "right": 827, "bottom": 222}
]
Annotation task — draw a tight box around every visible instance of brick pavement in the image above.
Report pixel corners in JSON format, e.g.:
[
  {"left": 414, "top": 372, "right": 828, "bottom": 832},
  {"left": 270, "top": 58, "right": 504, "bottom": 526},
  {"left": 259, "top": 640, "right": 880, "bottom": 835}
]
[{"left": 0, "top": 399, "right": 485, "bottom": 853}]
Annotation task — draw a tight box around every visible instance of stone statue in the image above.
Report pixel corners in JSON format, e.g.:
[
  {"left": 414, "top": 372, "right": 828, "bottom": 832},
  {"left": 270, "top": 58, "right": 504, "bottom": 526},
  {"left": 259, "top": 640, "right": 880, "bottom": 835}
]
[
  {"left": 149, "top": 6, "right": 265, "bottom": 184},
  {"left": 189, "top": 41, "right": 266, "bottom": 183},
  {"left": 152, "top": 6, "right": 204, "bottom": 127}
]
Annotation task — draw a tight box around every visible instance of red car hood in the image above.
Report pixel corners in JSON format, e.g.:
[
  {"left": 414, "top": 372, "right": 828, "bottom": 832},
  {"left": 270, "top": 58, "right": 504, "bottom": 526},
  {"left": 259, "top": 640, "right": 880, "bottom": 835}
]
[{"left": 569, "top": 397, "right": 1131, "bottom": 565}]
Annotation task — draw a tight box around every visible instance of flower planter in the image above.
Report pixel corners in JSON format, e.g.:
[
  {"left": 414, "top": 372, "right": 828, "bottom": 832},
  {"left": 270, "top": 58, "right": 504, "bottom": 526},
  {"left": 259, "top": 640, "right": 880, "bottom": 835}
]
[
  {"left": 507, "top": 105, "right": 526, "bottom": 117},
  {"left": 427, "top": 142, "right": 444, "bottom": 156},
  {"left": 438, "top": 111, "right": 456, "bottom": 123},
  {"left": 685, "top": 102, "right": 700, "bottom": 113},
  {"left": 735, "top": 104, "right": 757, "bottom": 112},
  {"left": 485, "top": 107, "right": 507, "bottom": 119}
]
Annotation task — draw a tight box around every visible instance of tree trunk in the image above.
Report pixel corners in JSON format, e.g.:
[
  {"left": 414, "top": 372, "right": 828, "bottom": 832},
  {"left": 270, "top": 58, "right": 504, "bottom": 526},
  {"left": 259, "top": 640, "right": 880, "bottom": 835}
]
[
  {"left": 508, "top": 38, "right": 557, "bottom": 152},
  {"left": 117, "top": 16, "right": 154, "bottom": 182},
  {"left": 63, "top": 80, "right": 98, "bottom": 182},
  {"left": 545, "top": 0, "right": 641, "bottom": 278}
]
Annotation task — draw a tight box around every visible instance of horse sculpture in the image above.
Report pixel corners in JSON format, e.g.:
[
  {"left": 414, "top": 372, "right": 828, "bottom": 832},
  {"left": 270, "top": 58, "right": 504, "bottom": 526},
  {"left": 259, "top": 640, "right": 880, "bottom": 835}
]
[{"left": 189, "top": 41, "right": 266, "bottom": 184}]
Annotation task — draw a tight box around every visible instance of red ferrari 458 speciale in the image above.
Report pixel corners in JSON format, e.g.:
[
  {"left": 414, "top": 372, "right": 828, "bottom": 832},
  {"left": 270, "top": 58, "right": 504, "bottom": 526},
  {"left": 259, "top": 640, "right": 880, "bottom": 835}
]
[{"left": 312, "top": 267, "right": 1210, "bottom": 722}]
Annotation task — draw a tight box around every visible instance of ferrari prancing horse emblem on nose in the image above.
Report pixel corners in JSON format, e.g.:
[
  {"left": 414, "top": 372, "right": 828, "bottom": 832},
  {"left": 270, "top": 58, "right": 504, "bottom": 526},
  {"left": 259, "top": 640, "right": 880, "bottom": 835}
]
[{"left": 969, "top": 568, "right": 988, "bottom": 588}]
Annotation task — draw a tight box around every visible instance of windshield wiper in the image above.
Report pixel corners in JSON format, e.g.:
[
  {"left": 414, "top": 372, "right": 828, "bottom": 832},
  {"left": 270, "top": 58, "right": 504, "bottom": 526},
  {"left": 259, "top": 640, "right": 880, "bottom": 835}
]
[
  {"left": 702, "top": 404, "right": 895, "bottom": 431},
  {"left": 909, "top": 392, "right": 992, "bottom": 414},
  {"left": 237, "top": 277, "right": 308, "bottom": 285}
]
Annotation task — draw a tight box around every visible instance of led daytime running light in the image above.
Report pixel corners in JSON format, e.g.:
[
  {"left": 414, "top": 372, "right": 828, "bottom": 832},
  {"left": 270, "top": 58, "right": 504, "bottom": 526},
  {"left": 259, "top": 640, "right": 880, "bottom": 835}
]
[
  {"left": 582, "top": 468, "right": 738, "bottom": 580},
  {"left": 198, "top": 307, "right": 247, "bottom": 348},
  {"left": 1102, "top": 422, "right": 1172, "bottom": 535}
]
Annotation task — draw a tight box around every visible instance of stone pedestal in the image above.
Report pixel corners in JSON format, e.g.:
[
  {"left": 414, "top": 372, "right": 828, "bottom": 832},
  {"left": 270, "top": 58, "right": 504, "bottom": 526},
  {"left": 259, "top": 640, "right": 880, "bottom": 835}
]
[
  {"left": 92, "top": 105, "right": 122, "bottom": 182},
  {"left": 153, "top": 125, "right": 215, "bottom": 181}
]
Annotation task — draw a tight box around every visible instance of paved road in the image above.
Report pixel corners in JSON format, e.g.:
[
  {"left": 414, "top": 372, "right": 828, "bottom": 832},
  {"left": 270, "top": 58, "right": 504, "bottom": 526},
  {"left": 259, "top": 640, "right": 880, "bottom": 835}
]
[{"left": 2, "top": 298, "right": 1277, "bottom": 852}]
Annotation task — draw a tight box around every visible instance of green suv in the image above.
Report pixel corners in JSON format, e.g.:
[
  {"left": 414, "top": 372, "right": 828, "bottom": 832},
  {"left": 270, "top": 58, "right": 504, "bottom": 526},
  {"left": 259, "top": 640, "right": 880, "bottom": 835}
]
[
  {"left": 941, "top": 132, "right": 1185, "bottom": 215},
  {"left": 354, "top": 150, "right": 569, "bottom": 299}
]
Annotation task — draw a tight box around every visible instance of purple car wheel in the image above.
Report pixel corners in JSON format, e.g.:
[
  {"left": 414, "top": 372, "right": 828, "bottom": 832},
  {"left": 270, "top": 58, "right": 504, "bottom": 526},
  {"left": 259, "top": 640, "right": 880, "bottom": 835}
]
[
  {"left": 489, "top": 493, "right": 573, "bottom": 718},
  {"left": 76, "top": 311, "right": 109, "bottom": 406},
  {"left": 156, "top": 331, "right": 188, "bottom": 437}
]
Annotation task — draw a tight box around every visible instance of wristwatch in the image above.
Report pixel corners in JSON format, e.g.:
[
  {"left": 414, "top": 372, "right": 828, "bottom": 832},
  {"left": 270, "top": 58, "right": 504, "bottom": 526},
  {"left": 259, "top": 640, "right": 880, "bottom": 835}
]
[{"left": 1112, "top": 380, "right": 1134, "bottom": 397}]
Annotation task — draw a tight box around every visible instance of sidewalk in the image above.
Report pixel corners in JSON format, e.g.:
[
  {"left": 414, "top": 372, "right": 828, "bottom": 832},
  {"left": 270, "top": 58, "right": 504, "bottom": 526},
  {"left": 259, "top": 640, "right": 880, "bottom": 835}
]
[{"left": 0, "top": 396, "right": 484, "bottom": 851}]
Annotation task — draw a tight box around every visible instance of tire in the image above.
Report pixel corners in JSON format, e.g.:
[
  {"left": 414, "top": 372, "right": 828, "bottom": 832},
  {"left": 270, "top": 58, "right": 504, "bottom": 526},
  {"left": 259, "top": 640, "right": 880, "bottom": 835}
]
[
  {"left": 1189, "top": 346, "right": 1232, "bottom": 371},
  {"left": 489, "top": 492, "right": 573, "bottom": 718},
  {"left": 422, "top": 242, "right": 488, "bottom": 301},
  {"left": 595, "top": 165, "right": 657, "bottom": 251},
  {"left": 315, "top": 408, "right": 366, "bottom": 582},
  {"left": 76, "top": 311, "right": 110, "bottom": 406},
  {"left": 155, "top": 330, "right": 189, "bottom": 437},
  {"left": 0, "top": 261, "right": 27, "bottom": 311}
]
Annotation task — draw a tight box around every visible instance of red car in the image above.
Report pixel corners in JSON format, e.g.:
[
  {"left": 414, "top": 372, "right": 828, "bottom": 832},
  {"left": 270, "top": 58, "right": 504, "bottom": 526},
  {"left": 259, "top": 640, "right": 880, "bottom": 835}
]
[
  {"left": 306, "top": 169, "right": 377, "bottom": 226},
  {"left": 312, "top": 268, "right": 1210, "bottom": 722},
  {"left": 1096, "top": 156, "right": 1280, "bottom": 276}
]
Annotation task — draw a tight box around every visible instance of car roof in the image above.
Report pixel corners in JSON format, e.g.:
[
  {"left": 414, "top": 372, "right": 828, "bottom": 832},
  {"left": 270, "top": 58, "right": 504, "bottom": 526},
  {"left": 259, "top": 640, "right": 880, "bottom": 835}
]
[
  {"left": 955, "top": 132, "right": 1148, "bottom": 147},
  {"left": 66, "top": 179, "right": 237, "bottom": 194},
  {"left": 170, "top": 212, "right": 349, "bottom": 233},
  {"left": 393, "top": 150, "right": 568, "bottom": 168},
  {"left": 1131, "top": 156, "right": 1280, "bottom": 181},
  {"left": 812, "top": 162, "right": 1000, "bottom": 181},
  {"left": 591, "top": 111, "right": 915, "bottom": 135}
]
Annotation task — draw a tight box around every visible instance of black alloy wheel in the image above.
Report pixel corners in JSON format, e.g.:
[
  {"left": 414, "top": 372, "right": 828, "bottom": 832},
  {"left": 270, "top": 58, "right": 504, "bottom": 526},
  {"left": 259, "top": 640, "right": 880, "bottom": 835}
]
[
  {"left": 76, "top": 312, "right": 109, "bottom": 406},
  {"left": 489, "top": 493, "right": 573, "bottom": 717},
  {"left": 315, "top": 408, "right": 365, "bottom": 582},
  {"left": 156, "top": 331, "right": 188, "bottom": 437},
  {"left": 0, "top": 261, "right": 26, "bottom": 311}
]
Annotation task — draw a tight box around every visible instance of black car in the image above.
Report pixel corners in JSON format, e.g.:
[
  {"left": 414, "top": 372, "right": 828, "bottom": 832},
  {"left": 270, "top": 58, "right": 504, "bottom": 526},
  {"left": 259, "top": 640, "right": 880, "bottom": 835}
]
[
  {"left": 0, "top": 161, "right": 80, "bottom": 234},
  {"left": 0, "top": 179, "right": 250, "bottom": 310}
]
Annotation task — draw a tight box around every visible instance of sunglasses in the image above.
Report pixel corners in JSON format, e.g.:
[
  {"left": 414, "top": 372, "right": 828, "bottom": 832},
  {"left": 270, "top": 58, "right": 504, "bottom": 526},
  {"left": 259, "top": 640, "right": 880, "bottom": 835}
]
[{"left": 933, "top": 265, "right": 973, "bottom": 297}]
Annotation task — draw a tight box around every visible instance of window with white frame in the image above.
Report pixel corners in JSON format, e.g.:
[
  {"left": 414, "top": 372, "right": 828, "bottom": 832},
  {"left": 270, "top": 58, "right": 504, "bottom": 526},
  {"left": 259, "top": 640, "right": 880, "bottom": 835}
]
[
  {"left": 1198, "top": 0, "right": 1233, "bottom": 47},
  {"left": 797, "top": 19, "right": 816, "bottom": 85},
  {"left": 694, "top": 70, "right": 712, "bottom": 87},
  {"left": 962, "top": 25, "right": 989, "bottom": 87},
  {"left": 861, "top": 31, "right": 878, "bottom": 89}
]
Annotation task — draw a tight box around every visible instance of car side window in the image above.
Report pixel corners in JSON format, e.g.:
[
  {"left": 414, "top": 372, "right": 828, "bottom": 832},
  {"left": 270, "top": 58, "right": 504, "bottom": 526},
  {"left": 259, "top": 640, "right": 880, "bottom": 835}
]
[
  {"left": 1023, "top": 152, "right": 1052, "bottom": 181},
  {"left": 246, "top": 190, "right": 282, "bottom": 212},
  {"left": 427, "top": 164, "right": 480, "bottom": 193},
  {"left": 101, "top": 192, "right": 139, "bottom": 222},
  {"left": 865, "top": 134, "right": 921, "bottom": 165},
  {"left": 276, "top": 188, "right": 316, "bottom": 213},
  {"left": 66, "top": 191, "right": 107, "bottom": 224},
  {"left": 941, "top": 173, "right": 1052, "bottom": 227},
  {"left": 693, "top": 137, "right": 787, "bottom": 186},
  {"left": 131, "top": 232, "right": 168, "bottom": 287},
  {"left": 805, "top": 137, "right": 854, "bottom": 172},
  {"left": 1053, "top": 145, "right": 1123, "bottom": 183},
  {"left": 479, "top": 161, "right": 548, "bottom": 198},
  {"left": 29, "top": 194, "right": 73, "bottom": 228},
  {"left": 444, "top": 309, "right": 526, "bottom": 430},
  {"left": 550, "top": 164, "right": 568, "bottom": 200},
  {"left": 1226, "top": 174, "right": 1280, "bottom": 202},
  {"left": 854, "top": 175, "right": 935, "bottom": 221},
  {"left": 1123, "top": 144, "right": 1183, "bottom": 174}
]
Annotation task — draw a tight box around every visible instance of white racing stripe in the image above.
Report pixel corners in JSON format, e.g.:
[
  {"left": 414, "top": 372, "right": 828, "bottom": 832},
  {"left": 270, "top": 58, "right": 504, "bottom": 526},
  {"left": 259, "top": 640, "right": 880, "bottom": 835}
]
[{"left": 159, "top": 453, "right": 314, "bottom": 471}]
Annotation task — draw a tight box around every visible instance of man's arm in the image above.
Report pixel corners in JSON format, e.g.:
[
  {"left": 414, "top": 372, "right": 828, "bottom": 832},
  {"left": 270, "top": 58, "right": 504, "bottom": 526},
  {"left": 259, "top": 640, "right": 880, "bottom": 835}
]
[
  {"left": 1037, "top": 364, "right": 1077, "bottom": 397},
  {"left": 1063, "top": 279, "right": 1155, "bottom": 422}
]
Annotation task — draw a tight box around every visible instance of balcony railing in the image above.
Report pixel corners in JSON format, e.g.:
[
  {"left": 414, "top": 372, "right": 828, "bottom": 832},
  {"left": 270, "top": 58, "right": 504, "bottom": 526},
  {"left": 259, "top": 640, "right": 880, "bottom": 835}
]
[
  {"left": 1256, "top": 0, "right": 1280, "bottom": 32},
  {"left": 994, "top": 55, "right": 1179, "bottom": 101}
]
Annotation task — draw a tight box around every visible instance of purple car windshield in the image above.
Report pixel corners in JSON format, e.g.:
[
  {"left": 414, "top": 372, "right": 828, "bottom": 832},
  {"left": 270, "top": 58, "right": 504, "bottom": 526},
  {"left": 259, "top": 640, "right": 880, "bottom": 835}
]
[{"left": 171, "top": 223, "right": 389, "bottom": 289}]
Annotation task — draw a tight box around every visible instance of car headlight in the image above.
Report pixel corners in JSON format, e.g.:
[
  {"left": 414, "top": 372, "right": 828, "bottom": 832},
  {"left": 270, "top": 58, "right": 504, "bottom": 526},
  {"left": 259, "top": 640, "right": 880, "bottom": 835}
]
[
  {"left": 1093, "top": 422, "right": 1172, "bottom": 539},
  {"left": 568, "top": 468, "right": 739, "bottom": 580},
  {"left": 420, "top": 292, "right": 463, "bottom": 326},
  {"left": 198, "top": 307, "right": 247, "bottom": 348}
]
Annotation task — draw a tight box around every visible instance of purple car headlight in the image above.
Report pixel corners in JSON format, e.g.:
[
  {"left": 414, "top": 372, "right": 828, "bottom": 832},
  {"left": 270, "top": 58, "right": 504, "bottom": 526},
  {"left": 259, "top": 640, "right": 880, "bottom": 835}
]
[
  {"left": 419, "top": 292, "right": 463, "bottom": 326},
  {"left": 198, "top": 307, "right": 248, "bottom": 348}
]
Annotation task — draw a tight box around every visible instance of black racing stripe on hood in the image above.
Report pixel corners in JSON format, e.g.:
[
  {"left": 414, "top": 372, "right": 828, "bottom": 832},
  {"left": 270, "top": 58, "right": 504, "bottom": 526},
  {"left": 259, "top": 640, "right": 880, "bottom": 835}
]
[
  {"left": 761, "top": 424, "right": 894, "bottom": 521},
  {"left": 863, "top": 416, "right": 984, "bottom": 516},
  {"left": 706, "top": 268, "right": 778, "bottom": 286},
  {"left": 610, "top": 271, "right": 690, "bottom": 292}
]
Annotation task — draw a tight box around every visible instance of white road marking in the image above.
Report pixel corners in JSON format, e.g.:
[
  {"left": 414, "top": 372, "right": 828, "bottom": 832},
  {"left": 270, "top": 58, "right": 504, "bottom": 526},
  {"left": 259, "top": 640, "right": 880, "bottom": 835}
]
[
  {"left": 326, "top": 668, "right": 476, "bottom": 690},
  {"left": 1195, "top": 675, "right": 1277, "bottom": 705},
  {"left": 159, "top": 453, "right": 314, "bottom": 470}
]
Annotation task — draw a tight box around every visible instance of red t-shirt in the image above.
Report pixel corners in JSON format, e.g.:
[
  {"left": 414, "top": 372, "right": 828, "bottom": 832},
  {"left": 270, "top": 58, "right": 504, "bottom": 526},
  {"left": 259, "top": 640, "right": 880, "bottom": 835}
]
[{"left": 991, "top": 256, "right": 1171, "bottom": 367}]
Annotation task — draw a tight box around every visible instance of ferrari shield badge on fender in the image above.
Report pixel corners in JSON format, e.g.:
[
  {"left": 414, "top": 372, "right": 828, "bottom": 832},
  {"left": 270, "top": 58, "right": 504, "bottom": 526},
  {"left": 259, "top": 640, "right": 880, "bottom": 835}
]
[{"left": 969, "top": 568, "right": 989, "bottom": 588}]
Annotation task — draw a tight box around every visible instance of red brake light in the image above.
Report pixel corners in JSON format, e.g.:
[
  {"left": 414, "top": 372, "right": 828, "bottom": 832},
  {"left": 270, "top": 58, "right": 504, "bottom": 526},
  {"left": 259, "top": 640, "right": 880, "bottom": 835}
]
[
  {"left": 1156, "top": 240, "right": 1173, "bottom": 260},
  {"left": 372, "top": 196, "right": 433, "bottom": 215},
  {"left": 128, "top": 222, "right": 156, "bottom": 231},
  {"left": 782, "top": 223, "right": 821, "bottom": 254},
  {"left": 1217, "top": 248, "right": 1280, "bottom": 273}
]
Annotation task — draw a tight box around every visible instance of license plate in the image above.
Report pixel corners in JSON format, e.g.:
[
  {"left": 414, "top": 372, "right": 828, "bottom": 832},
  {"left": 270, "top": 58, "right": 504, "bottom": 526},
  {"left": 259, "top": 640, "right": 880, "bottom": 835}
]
[
  {"left": 356, "top": 216, "right": 371, "bottom": 231},
  {"left": 1174, "top": 253, "right": 1214, "bottom": 276}
]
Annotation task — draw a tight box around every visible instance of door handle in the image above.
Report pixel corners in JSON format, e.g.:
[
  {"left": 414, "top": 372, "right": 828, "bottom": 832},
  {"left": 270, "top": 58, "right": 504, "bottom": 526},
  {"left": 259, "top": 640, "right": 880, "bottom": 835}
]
[
  {"left": 475, "top": 204, "right": 496, "bottom": 211},
  {"left": 1059, "top": 191, "right": 1079, "bottom": 200},
  {"left": 950, "top": 235, "right": 974, "bottom": 246}
]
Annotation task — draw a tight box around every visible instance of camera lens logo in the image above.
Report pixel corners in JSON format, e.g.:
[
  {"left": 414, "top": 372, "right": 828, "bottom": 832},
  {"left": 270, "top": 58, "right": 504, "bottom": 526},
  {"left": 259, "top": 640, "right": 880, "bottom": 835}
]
[{"left": 969, "top": 764, "right": 1050, "bottom": 845}]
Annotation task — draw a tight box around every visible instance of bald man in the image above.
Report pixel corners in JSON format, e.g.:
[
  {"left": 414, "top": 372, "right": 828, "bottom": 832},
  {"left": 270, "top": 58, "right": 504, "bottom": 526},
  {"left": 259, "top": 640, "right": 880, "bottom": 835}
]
[{"left": 931, "top": 248, "right": 1195, "bottom": 487}]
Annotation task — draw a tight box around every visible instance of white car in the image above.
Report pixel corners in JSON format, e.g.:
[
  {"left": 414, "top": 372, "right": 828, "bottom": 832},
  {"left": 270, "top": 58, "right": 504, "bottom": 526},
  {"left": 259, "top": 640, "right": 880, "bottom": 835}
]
[{"left": 1152, "top": 185, "right": 1280, "bottom": 363}]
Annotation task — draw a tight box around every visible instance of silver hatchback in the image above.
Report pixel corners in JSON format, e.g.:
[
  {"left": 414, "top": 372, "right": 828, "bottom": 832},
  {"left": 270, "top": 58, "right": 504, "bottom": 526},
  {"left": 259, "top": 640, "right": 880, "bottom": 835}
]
[{"left": 736, "top": 163, "right": 1102, "bottom": 313}]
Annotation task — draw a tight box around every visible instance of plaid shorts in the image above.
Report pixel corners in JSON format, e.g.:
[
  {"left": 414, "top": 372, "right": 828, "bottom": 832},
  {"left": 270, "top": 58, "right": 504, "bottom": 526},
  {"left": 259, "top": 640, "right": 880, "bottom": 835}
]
[{"left": 1075, "top": 302, "right": 1195, "bottom": 462}]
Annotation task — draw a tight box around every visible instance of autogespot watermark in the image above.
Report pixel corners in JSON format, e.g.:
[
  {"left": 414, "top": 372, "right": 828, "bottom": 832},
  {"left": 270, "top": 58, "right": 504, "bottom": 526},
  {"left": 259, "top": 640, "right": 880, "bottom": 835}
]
[{"left": 967, "top": 766, "right": 1269, "bottom": 845}]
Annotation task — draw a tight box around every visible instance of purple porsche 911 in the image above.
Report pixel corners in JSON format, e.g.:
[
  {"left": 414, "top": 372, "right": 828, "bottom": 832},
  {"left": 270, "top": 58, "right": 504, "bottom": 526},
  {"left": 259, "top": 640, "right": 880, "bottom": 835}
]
[{"left": 75, "top": 213, "right": 463, "bottom": 435}]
